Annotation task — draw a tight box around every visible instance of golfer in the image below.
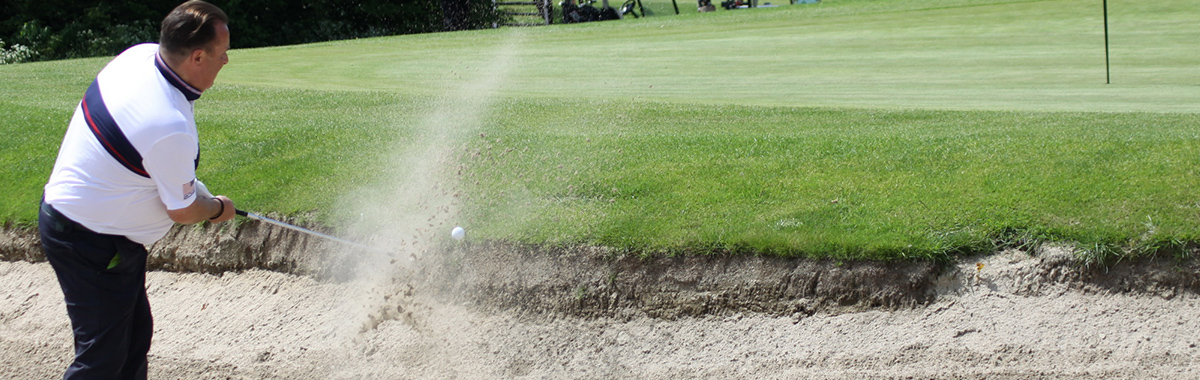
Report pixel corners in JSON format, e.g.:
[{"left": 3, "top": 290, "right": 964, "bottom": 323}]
[{"left": 39, "top": 1, "right": 235, "bottom": 378}]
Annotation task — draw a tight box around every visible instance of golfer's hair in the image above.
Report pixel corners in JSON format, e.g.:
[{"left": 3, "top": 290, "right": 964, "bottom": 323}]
[{"left": 159, "top": 0, "right": 228, "bottom": 60}]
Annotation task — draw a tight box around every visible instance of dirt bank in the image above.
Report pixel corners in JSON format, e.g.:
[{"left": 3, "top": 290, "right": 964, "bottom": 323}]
[{"left": 2, "top": 222, "right": 1198, "bottom": 379}]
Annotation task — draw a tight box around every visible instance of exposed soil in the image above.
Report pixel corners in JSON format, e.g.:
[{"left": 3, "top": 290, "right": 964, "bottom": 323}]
[{"left": 2, "top": 221, "right": 1199, "bottom": 379}]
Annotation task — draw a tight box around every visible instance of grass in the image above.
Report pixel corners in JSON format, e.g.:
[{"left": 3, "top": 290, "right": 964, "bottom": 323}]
[
  {"left": 463, "top": 101, "right": 1200, "bottom": 261},
  {"left": 2, "top": 0, "right": 1199, "bottom": 262}
]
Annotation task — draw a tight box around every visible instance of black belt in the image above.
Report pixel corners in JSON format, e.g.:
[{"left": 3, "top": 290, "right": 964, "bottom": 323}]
[{"left": 40, "top": 200, "right": 94, "bottom": 235}]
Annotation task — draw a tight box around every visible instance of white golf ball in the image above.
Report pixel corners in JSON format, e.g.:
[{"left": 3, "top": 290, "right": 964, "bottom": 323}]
[{"left": 451, "top": 226, "right": 465, "bottom": 241}]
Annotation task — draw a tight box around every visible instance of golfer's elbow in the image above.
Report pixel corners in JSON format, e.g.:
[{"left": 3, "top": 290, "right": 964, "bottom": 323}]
[{"left": 166, "top": 206, "right": 207, "bottom": 224}]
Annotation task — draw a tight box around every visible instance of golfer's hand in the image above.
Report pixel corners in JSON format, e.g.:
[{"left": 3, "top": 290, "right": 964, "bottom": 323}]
[{"left": 210, "top": 195, "right": 236, "bottom": 223}]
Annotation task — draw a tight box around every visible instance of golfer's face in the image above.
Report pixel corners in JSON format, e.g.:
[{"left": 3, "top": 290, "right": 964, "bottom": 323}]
[{"left": 195, "top": 21, "right": 230, "bottom": 91}]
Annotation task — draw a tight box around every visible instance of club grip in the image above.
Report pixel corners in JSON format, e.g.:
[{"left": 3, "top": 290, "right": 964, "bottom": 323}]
[{"left": 235, "top": 209, "right": 248, "bottom": 217}]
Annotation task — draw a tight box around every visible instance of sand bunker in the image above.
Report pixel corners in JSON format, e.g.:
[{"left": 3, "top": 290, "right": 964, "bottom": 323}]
[{"left": 2, "top": 226, "right": 1198, "bottom": 379}]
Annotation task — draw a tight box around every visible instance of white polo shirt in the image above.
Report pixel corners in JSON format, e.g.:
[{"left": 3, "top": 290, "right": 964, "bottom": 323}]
[{"left": 44, "top": 43, "right": 207, "bottom": 245}]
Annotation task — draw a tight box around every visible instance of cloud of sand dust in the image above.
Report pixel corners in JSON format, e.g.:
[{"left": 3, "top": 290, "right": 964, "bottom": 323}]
[{"left": 326, "top": 29, "right": 527, "bottom": 342}]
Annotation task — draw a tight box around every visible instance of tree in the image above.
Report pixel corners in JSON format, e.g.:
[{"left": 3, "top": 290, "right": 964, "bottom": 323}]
[{"left": 1, "top": 0, "right": 501, "bottom": 63}]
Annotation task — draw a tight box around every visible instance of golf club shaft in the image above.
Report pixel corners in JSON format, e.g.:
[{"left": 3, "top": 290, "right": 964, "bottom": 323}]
[{"left": 235, "top": 209, "right": 389, "bottom": 255}]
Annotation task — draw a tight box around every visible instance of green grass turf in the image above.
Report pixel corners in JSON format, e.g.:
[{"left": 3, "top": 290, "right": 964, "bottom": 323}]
[
  {"left": 2, "top": 0, "right": 1198, "bottom": 262},
  {"left": 461, "top": 100, "right": 1200, "bottom": 261}
]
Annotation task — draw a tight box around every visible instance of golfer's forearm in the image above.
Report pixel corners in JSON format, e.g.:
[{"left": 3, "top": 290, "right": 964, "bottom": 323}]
[{"left": 166, "top": 196, "right": 224, "bottom": 224}]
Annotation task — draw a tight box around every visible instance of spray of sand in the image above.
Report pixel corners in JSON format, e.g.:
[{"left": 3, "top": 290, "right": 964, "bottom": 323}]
[{"left": 326, "top": 29, "right": 527, "bottom": 344}]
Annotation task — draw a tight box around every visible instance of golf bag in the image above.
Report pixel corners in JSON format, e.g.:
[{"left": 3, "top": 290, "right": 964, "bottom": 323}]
[
  {"left": 560, "top": 0, "right": 620, "bottom": 23},
  {"left": 720, "top": 0, "right": 749, "bottom": 9}
]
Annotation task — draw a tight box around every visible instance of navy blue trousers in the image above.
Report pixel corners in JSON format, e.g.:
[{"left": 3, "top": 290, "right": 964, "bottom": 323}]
[{"left": 39, "top": 201, "right": 152, "bottom": 380}]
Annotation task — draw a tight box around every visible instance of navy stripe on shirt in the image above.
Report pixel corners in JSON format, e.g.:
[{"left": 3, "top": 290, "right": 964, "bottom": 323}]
[{"left": 82, "top": 80, "right": 150, "bottom": 178}]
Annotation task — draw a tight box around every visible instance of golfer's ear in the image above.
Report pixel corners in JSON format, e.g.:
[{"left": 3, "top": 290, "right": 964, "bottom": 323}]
[{"left": 188, "top": 48, "right": 205, "bottom": 67}]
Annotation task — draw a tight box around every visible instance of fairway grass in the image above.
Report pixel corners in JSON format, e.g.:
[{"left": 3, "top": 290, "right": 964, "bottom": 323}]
[
  {"left": 462, "top": 100, "right": 1200, "bottom": 261},
  {"left": 215, "top": 0, "right": 1200, "bottom": 112},
  {"left": 2, "top": 0, "right": 1198, "bottom": 262}
]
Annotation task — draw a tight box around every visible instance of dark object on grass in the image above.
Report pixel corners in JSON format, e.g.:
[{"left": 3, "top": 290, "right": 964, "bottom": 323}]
[
  {"left": 560, "top": 0, "right": 621, "bottom": 23},
  {"left": 721, "top": 0, "right": 751, "bottom": 9}
]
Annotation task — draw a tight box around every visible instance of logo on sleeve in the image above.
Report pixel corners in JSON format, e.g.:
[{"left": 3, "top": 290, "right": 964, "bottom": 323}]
[{"left": 183, "top": 179, "right": 196, "bottom": 200}]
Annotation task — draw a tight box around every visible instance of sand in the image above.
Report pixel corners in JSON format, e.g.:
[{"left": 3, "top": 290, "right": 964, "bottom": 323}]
[{"left": 3, "top": 249, "right": 1198, "bottom": 379}]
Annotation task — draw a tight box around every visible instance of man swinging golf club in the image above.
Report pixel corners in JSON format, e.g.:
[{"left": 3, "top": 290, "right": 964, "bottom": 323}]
[{"left": 39, "top": 1, "right": 234, "bottom": 378}]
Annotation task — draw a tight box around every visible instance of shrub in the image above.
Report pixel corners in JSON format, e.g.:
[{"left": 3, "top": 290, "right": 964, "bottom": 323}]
[
  {"left": 2, "top": 0, "right": 503, "bottom": 62},
  {"left": 0, "top": 38, "right": 37, "bottom": 64}
]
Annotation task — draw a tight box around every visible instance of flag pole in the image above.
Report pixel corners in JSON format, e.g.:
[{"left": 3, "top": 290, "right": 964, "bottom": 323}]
[{"left": 1103, "top": 0, "right": 1111, "bottom": 84}]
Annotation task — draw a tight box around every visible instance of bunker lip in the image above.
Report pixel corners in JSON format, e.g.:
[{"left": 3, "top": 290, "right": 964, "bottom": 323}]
[{"left": 2, "top": 222, "right": 1197, "bottom": 319}]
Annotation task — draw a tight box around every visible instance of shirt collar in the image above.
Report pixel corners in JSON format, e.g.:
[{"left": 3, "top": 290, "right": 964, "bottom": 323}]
[{"left": 154, "top": 52, "right": 203, "bottom": 101}]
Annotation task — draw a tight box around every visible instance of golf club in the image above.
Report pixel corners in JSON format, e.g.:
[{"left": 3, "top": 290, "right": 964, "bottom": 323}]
[{"left": 235, "top": 209, "right": 392, "bottom": 256}]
